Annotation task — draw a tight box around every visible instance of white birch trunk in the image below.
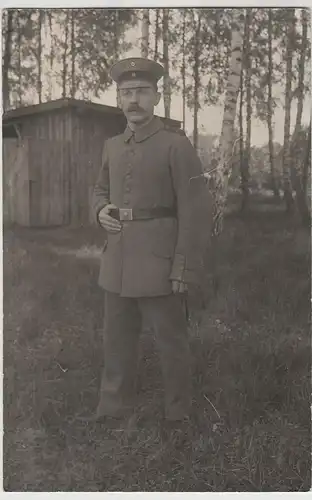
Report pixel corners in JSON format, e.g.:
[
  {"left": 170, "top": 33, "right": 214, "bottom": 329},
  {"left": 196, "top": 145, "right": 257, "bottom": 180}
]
[
  {"left": 2, "top": 10, "right": 13, "bottom": 112},
  {"left": 162, "top": 8, "right": 171, "bottom": 118},
  {"left": 211, "top": 10, "right": 245, "bottom": 236},
  {"left": 291, "top": 9, "right": 310, "bottom": 223},
  {"left": 282, "top": 8, "right": 296, "bottom": 212},
  {"left": 181, "top": 9, "right": 186, "bottom": 131},
  {"left": 141, "top": 9, "right": 149, "bottom": 58},
  {"left": 71, "top": 10, "right": 76, "bottom": 98},
  {"left": 38, "top": 10, "right": 43, "bottom": 103},
  {"left": 154, "top": 9, "right": 160, "bottom": 61},
  {"left": 242, "top": 9, "right": 251, "bottom": 211},
  {"left": 267, "top": 8, "right": 279, "bottom": 198}
]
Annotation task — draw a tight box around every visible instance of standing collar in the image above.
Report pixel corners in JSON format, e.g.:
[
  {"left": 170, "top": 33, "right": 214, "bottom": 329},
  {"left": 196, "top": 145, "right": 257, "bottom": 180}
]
[{"left": 123, "top": 116, "right": 164, "bottom": 143}]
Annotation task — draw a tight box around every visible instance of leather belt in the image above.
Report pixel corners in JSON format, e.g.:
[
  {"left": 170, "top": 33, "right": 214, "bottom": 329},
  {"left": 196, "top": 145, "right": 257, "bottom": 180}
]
[{"left": 110, "top": 207, "right": 176, "bottom": 221}]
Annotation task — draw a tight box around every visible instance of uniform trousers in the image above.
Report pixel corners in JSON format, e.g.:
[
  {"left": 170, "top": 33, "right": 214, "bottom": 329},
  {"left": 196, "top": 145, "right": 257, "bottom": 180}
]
[{"left": 96, "top": 291, "right": 191, "bottom": 421}]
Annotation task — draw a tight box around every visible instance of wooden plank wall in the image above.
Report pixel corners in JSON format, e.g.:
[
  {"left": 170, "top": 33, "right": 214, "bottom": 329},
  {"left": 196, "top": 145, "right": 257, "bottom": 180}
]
[
  {"left": 20, "top": 108, "right": 72, "bottom": 142},
  {"left": 10, "top": 109, "right": 72, "bottom": 226},
  {"left": 3, "top": 138, "right": 30, "bottom": 226},
  {"left": 28, "top": 138, "right": 70, "bottom": 226},
  {"left": 16, "top": 107, "right": 88, "bottom": 226}
]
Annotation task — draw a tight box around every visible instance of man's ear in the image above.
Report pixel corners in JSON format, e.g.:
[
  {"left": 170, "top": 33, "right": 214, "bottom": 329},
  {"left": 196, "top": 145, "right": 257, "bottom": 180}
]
[
  {"left": 116, "top": 90, "right": 121, "bottom": 108},
  {"left": 155, "top": 91, "right": 161, "bottom": 106}
]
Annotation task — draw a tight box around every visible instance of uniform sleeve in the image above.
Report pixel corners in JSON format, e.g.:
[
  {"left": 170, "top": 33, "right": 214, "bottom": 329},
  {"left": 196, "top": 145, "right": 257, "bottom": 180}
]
[
  {"left": 169, "top": 135, "right": 213, "bottom": 285},
  {"left": 92, "top": 140, "right": 110, "bottom": 225}
]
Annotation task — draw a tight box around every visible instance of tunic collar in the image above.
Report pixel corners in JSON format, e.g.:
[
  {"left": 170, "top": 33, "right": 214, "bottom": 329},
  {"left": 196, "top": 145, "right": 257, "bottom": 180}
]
[{"left": 123, "top": 116, "right": 164, "bottom": 143}]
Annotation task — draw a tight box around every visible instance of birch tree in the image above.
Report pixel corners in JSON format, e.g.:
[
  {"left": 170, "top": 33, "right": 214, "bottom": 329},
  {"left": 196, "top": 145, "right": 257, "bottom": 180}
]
[
  {"left": 267, "top": 8, "right": 280, "bottom": 199},
  {"left": 62, "top": 11, "right": 69, "bottom": 98},
  {"left": 141, "top": 9, "right": 149, "bottom": 58},
  {"left": 181, "top": 9, "right": 187, "bottom": 131},
  {"left": 241, "top": 9, "right": 252, "bottom": 211},
  {"left": 70, "top": 9, "right": 76, "bottom": 98},
  {"left": 162, "top": 8, "right": 171, "bottom": 118},
  {"left": 113, "top": 9, "right": 119, "bottom": 57},
  {"left": 291, "top": 9, "right": 310, "bottom": 224},
  {"left": 3, "top": 10, "right": 14, "bottom": 111},
  {"left": 47, "top": 11, "right": 54, "bottom": 100},
  {"left": 16, "top": 14, "right": 23, "bottom": 105},
  {"left": 239, "top": 64, "right": 244, "bottom": 195},
  {"left": 192, "top": 10, "right": 202, "bottom": 151},
  {"left": 302, "top": 121, "right": 311, "bottom": 201},
  {"left": 37, "top": 9, "right": 43, "bottom": 103},
  {"left": 211, "top": 10, "right": 245, "bottom": 236},
  {"left": 282, "top": 8, "right": 296, "bottom": 213},
  {"left": 154, "top": 9, "right": 160, "bottom": 61}
]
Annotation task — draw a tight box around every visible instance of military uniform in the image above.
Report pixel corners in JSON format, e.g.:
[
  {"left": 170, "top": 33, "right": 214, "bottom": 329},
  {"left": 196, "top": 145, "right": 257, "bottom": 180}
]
[{"left": 92, "top": 58, "right": 212, "bottom": 421}]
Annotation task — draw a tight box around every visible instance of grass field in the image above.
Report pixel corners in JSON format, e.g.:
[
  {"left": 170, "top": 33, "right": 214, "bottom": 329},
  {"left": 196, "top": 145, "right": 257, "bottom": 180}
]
[{"left": 3, "top": 196, "right": 311, "bottom": 491}]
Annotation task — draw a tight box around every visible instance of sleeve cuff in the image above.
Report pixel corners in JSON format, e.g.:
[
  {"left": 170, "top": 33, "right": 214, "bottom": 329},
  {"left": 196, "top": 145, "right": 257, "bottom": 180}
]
[
  {"left": 169, "top": 253, "right": 203, "bottom": 284},
  {"left": 169, "top": 253, "right": 186, "bottom": 282},
  {"left": 94, "top": 203, "right": 107, "bottom": 226}
]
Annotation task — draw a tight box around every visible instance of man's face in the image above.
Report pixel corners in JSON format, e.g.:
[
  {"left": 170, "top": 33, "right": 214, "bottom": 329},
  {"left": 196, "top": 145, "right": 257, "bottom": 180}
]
[{"left": 117, "top": 78, "right": 161, "bottom": 125}]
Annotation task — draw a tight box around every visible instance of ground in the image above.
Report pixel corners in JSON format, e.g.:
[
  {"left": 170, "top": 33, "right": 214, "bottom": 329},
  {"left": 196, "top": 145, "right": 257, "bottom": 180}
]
[{"left": 3, "top": 194, "right": 311, "bottom": 492}]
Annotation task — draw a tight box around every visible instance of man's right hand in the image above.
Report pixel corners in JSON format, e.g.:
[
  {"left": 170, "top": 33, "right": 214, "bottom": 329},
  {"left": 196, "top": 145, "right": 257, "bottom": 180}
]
[{"left": 98, "top": 204, "right": 122, "bottom": 233}]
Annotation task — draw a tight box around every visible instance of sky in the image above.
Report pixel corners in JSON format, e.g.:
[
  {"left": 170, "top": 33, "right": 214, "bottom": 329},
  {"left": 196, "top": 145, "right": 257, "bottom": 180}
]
[{"left": 92, "top": 19, "right": 310, "bottom": 147}]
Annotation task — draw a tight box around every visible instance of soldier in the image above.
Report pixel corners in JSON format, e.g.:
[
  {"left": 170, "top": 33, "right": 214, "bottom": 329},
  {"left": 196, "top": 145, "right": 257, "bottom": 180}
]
[{"left": 85, "top": 57, "right": 212, "bottom": 429}]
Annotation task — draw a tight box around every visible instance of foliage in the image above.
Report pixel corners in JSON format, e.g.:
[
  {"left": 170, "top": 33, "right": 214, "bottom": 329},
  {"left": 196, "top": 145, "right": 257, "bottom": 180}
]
[
  {"left": 3, "top": 8, "right": 310, "bottom": 122},
  {"left": 3, "top": 8, "right": 136, "bottom": 106}
]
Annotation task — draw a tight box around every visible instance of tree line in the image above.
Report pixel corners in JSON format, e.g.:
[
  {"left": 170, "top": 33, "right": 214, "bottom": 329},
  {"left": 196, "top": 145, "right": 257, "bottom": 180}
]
[
  {"left": 2, "top": 9, "right": 136, "bottom": 107},
  {"left": 2, "top": 8, "right": 311, "bottom": 228}
]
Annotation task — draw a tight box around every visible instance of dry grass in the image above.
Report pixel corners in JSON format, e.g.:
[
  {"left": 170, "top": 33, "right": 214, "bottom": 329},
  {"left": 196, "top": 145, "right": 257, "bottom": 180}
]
[{"left": 3, "top": 196, "right": 311, "bottom": 491}]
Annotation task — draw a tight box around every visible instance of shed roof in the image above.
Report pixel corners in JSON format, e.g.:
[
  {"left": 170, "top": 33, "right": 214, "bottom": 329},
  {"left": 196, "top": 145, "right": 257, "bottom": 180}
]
[{"left": 2, "top": 98, "right": 181, "bottom": 128}]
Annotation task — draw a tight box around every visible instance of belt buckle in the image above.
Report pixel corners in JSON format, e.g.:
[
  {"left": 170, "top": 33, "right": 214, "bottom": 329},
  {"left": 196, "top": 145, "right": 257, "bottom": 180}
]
[{"left": 119, "top": 208, "right": 133, "bottom": 221}]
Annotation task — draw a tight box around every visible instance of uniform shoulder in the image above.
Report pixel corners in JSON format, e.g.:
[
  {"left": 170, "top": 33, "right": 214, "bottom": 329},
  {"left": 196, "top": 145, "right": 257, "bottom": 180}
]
[
  {"left": 104, "top": 133, "right": 125, "bottom": 149},
  {"left": 107, "top": 132, "right": 123, "bottom": 142},
  {"left": 163, "top": 123, "right": 186, "bottom": 137},
  {"left": 162, "top": 125, "right": 195, "bottom": 152}
]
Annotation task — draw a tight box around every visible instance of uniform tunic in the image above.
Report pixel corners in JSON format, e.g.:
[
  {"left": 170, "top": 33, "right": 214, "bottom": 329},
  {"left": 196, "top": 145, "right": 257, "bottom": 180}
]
[{"left": 92, "top": 116, "right": 212, "bottom": 297}]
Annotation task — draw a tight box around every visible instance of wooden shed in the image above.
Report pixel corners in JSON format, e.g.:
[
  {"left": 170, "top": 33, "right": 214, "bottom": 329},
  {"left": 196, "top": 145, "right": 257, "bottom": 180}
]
[{"left": 2, "top": 98, "right": 181, "bottom": 227}]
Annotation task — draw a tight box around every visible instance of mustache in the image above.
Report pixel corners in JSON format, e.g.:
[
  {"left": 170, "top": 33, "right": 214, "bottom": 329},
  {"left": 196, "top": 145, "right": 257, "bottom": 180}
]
[{"left": 127, "top": 106, "right": 144, "bottom": 112}]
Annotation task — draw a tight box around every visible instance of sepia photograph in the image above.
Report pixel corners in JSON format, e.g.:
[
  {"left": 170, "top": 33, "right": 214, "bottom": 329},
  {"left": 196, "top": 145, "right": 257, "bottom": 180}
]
[{"left": 2, "top": 6, "right": 311, "bottom": 492}]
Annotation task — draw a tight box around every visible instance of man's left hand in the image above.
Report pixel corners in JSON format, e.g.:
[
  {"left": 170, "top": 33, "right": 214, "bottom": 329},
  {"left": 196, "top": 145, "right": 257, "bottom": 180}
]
[{"left": 172, "top": 280, "right": 188, "bottom": 294}]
